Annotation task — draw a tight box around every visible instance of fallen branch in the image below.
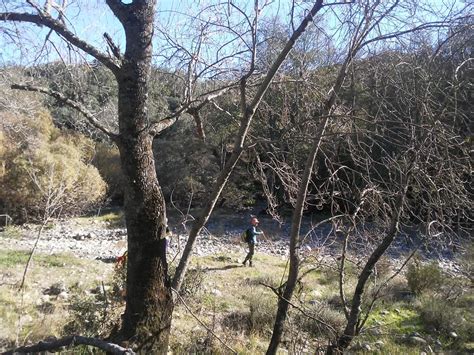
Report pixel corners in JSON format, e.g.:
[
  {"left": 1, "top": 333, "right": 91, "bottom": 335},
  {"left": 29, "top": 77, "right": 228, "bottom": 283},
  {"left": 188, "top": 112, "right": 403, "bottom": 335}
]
[{"left": 2, "top": 335, "right": 135, "bottom": 355}]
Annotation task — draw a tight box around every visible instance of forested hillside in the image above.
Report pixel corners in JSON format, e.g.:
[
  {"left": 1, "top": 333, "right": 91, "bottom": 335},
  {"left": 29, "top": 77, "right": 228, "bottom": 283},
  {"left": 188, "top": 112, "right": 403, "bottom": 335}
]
[{"left": 0, "top": 1, "right": 472, "bottom": 354}]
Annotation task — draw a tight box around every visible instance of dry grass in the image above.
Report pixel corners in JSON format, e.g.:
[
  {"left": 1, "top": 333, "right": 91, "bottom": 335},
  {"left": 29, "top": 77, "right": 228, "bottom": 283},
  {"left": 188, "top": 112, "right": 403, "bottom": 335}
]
[
  {"left": 2, "top": 239, "right": 471, "bottom": 354},
  {"left": 0, "top": 249, "right": 114, "bottom": 350}
]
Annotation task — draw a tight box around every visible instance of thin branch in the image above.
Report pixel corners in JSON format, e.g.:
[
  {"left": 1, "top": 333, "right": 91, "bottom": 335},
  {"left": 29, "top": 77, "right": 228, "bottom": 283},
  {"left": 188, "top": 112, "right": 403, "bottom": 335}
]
[
  {"left": 18, "top": 221, "right": 48, "bottom": 290},
  {"left": 171, "top": 288, "right": 237, "bottom": 355},
  {"left": 261, "top": 282, "right": 338, "bottom": 338},
  {"left": 104, "top": 32, "right": 122, "bottom": 60},
  {"left": 2, "top": 335, "right": 135, "bottom": 355},
  {"left": 10, "top": 84, "right": 117, "bottom": 139},
  {"left": 360, "top": 17, "right": 471, "bottom": 49}
]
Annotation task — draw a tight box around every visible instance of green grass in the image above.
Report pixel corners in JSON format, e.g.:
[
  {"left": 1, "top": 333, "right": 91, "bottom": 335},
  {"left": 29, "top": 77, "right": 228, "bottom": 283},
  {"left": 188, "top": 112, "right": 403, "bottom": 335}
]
[
  {"left": 366, "top": 305, "right": 423, "bottom": 335},
  {"left": 0, "top": 249, "right": 114, "bottom": 350},
  {"left": 75, "top": 212, "right": 125, "bottom": 228},
  {"left": 0, "top": 226, "right": 23, "bottom": 239},
  {"left": 0, "top": 250, "right": 80, "bottom": 268}
]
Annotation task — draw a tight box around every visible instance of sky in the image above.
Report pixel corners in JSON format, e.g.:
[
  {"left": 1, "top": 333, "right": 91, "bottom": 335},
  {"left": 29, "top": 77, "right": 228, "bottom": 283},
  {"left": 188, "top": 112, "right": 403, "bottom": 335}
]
[{"left": 0, "top": 0, "right": 470, "bottom": 68}]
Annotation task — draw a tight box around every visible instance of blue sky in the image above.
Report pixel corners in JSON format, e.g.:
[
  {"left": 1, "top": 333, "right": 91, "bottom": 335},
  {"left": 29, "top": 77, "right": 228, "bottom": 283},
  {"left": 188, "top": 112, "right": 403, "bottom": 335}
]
[{"left": 0, "top": 0, "right": 470, "bottom": 67}]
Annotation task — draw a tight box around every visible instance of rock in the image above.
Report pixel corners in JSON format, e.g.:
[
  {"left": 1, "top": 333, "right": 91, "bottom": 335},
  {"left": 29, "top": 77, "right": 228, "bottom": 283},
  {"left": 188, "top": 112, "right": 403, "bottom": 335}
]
[
  {"left": 380, "top": 310, "right": 390, "bottom": 315},
  {"left": 449, "top": 331, "right": 458, "bottom": 339},
  {"left": 407, "top": 336, "right": 427, "bottom": 345},
  {"left": 374, "top": 340, "right": 384, "bottom": 348},
  {"left": 20, "top": 314, "right": 33, "bottom": 324},
  {"left": 211, "top": 289, "right": 222, "bottom": 297},
  {"left": 362, "top": 343, "right": 371, "bottom": 351},
  {"left": 368, "top": 327, "right": 383, "bottom": 336},
  {"left": 73, "top": 234, "right": 85, "bottom": 240},
  {"left": 57, "top": 291, "right": 69, "bottom": 300},
  {"left": 44, "top": 282, "right": 67, "bottom": 295}
]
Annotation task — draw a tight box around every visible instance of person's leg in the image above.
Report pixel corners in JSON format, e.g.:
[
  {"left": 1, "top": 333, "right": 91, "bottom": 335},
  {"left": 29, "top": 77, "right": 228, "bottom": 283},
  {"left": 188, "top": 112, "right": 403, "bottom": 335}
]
[
  {"left": 248, "top": 242, "right": 255, "bottom": 267},
  {"left": 243, "top": 243, "right": 251, "bottom": 265}
]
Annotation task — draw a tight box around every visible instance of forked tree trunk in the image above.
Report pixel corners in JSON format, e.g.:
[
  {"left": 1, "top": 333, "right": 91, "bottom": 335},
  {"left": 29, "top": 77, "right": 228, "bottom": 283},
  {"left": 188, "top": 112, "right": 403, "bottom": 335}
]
[
  {"left": 266, "top": 45, "right": 353, "bottom": 355},
  {"left": 326, "top": 190, "right": 407, "bottom": 354}
]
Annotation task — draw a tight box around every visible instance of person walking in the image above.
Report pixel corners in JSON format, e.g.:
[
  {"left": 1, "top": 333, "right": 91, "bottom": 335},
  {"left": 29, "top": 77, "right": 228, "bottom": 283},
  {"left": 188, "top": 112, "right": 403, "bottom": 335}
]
[{"left": 242, "top": 217, "right": 264, "bottom": 267}]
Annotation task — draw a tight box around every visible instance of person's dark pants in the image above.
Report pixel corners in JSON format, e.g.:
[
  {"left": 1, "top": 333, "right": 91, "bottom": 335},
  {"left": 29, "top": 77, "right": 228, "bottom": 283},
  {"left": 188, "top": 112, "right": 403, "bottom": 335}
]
[{"left": 243, "top": 242, "right": 255, "bottom": 266}]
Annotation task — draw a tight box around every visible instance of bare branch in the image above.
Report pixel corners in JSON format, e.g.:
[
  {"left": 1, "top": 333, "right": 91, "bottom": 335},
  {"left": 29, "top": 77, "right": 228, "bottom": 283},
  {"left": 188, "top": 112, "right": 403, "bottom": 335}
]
[
  {"left": 2, "top": 335, "right": 135, "bottom": 355},
  {"left": 104, "top": 32, "right": 122, "bottom": 60},
  {"left": 11, "top": 84, "right": 118, "bottom": 139},
  {"left": 0, "top": 12, "right": 120, "bottom": 72}
]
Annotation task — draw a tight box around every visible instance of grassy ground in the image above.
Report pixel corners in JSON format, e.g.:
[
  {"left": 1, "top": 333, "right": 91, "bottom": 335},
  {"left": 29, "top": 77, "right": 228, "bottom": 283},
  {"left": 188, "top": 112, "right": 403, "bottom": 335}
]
[
  {"left": 0, "top": 249, "right": 113, "bottom": 351},
  {"left": 0, "top": 231, "right": 472, "bottom": 354}
]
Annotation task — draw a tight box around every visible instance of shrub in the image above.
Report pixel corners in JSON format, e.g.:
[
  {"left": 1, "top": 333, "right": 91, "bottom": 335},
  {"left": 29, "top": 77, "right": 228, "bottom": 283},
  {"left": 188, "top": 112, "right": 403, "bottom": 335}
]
[
  {"left": 180, "top": 266, "right": 206, "bottom": 301},
  {"left": 295, "top": 302, "right": 346, "bottom": 339},
  {"left": 63, "top": 292, "right": 122, "bottom": 338},
  {"left": 417, "top": 297, "right": 466, "bottom": 338},
  {"left": 0, "top": 109, "right": 106, "bottom": 222},
  {"left": 92, "top": 143, "right": 125, "bottom": 203},
  {"left": 406, "top": 259, "right": 444, "bottom": 295},
  {"left": 247, "top": 291, "right": 276, "bottom": 334},
  {"left": 221, "top": 291, "right": 276, "bottom": 335}
]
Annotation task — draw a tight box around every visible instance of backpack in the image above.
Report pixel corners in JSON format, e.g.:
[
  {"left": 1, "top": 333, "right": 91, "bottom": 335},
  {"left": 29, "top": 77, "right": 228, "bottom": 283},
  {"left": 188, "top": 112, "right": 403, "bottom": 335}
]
[{"left": 240, "top": 228, "right": 251, "bottom": 243}]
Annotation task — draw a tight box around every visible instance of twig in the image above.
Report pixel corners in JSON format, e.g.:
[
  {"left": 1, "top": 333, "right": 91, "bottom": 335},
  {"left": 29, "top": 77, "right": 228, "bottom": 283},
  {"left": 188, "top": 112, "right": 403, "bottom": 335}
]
[
  {"left": 261, "top": 282, "right": 338, "bottom": 337},
  {"left": 171, "top": 288, "right": 237, "bottom": 354},
  {"left": 19, "top": 220, "right": 48, "bottom": 290}
]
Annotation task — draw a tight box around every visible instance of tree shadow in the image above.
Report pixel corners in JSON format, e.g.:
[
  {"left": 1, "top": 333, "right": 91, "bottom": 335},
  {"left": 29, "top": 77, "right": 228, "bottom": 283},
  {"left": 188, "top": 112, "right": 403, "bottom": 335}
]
[{"left": 204, "top": 264, "right": 242, "bottom": 272}]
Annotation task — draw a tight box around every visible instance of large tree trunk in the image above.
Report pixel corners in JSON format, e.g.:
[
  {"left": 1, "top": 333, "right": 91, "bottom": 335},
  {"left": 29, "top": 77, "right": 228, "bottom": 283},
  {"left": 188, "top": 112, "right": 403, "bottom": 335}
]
[
  {"left": 112, "top": 1, "right": 173, "bottom": 352},
  {"left": 117, "top": 133, "right": 172, "bottom": 352}
]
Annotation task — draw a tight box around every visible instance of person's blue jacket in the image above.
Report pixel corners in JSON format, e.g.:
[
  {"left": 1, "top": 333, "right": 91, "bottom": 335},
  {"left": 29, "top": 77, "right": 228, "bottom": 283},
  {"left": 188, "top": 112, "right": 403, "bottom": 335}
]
[{"left": 248, "top": 226, "right": 263, "bottom": 244}]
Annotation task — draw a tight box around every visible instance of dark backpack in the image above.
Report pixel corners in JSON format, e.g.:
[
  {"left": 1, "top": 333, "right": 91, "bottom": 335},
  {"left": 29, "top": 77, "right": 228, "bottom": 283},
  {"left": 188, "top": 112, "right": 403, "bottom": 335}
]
[{"left": 240, "top": 228, "right": 252, "bottom": 243}]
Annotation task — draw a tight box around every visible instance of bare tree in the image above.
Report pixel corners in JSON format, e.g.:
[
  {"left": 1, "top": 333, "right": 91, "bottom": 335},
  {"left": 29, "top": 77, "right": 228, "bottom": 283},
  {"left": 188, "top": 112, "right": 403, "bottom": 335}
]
[
  {"left": 258, "top": 1, "right": 472, "bottom": 353},
  {"left": 0, "top": 0, "right": 352, "bottom": 352}
]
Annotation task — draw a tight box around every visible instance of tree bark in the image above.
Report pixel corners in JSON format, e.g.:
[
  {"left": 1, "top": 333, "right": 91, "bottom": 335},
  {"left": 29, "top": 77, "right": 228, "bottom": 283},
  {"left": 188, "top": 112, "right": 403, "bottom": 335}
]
[{"left": 112, "top": 1, "right": 173, "bottom": 352}]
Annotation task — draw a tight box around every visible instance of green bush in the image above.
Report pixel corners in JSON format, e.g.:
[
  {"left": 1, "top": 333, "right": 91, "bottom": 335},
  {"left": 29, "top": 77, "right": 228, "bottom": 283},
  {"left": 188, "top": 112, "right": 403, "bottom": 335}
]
[
  {"left": 417, "top": 296, "right": 473, "bottom": 342},
  {"left": 295, "top": 302, "right": 346, "bottom": 339},
  {"left": 92, "top": 143, "right": 125, "bottom": 203},
  {"left": 406, "top": 259, "right": 444, "bottom": 295},
  {"left": 247, "top": 291, "right": 276, "bottom": 334},
  {"left": 0, "top": 109, "right": 106, "bottom": 222},
  {"left": 179, "top": 266, "right": 206, "bottom": 301}
]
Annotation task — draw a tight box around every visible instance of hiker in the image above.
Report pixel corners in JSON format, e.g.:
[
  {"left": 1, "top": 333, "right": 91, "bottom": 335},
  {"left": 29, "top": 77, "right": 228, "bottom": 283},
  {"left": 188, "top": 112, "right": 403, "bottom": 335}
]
[{"left": 242, "top": 217, "right": 264, "bottom": 267}]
